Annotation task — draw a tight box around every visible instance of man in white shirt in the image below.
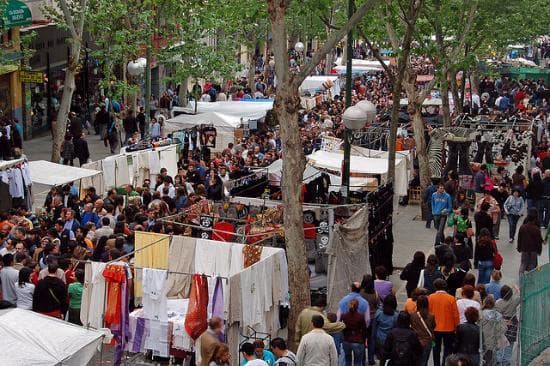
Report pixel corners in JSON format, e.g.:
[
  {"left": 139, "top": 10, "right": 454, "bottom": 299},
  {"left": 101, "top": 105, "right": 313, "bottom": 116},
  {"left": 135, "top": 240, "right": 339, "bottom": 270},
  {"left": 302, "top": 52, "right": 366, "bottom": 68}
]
[
  {"left": 156, "top": 176, "right": 176, "bottom": 198},
  {"left": 0, "top": 238, "right": 15, "bottom": 257},
  {"left": 240, "top": 342, "right": 268, "bottom": 366},
  {"left": 296, "top": 315, "right": 338, "bottom": 366},
  {"left": 93, "top": 217, "right": 114, "bottom": 241},
  {"left": 0, "top": 254, "right": 20, "bottom": 304}
]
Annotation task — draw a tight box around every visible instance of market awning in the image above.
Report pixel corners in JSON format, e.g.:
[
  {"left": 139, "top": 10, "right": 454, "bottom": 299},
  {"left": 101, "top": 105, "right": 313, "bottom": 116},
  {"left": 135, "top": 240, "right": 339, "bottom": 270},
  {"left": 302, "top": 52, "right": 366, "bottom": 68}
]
[
  {"left": 29, "top": 160, "right": 102, "bottom": 186},
  {"left": 0, "top": 308, "right": 103, "bottom": 366},
  {"left": 1, "top": 0, "right": 32, "bottom": 29}
]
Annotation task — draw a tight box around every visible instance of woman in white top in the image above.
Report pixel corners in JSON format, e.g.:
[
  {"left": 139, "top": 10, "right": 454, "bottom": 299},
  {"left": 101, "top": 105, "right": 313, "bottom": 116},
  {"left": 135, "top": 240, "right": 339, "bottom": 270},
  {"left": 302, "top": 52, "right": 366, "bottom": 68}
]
[
  {"left": 15, "top": 267, "right": 35, "bottom": 310},
  {"left": 456, "top": 285, "right": 481, "bottom": 324}
]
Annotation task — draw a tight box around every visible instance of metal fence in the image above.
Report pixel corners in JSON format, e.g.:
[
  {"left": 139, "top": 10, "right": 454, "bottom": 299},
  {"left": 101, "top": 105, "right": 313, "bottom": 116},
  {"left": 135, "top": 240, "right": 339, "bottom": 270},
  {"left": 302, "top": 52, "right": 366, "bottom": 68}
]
[
  {"left": 519, "top": 263, "right": 550, "bottom": 366},
  {"left": 480, "top": 310, "right": 519, "bottom": 366}
]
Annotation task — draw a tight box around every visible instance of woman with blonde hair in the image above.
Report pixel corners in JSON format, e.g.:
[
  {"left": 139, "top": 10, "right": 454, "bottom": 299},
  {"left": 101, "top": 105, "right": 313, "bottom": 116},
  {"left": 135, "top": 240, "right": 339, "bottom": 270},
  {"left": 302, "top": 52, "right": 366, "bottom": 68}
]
[{"left": 209, "top": 343, "right": 231, "bottom": 366}]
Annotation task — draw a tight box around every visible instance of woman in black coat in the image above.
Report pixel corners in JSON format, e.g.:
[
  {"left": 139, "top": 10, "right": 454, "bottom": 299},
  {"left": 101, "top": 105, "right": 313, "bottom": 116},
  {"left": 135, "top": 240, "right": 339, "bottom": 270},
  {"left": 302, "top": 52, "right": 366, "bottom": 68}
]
[{"left": 400, "top": 251, "right": 425, "bottom": 297}]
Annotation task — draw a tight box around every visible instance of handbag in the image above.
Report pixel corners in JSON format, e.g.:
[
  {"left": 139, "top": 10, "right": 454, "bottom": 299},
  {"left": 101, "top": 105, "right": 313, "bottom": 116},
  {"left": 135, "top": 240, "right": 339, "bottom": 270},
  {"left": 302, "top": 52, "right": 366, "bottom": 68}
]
[
  {"left": 492, "top": 240, "right": 503, "bottom": 270},
  {"left": 417, "top": 269, "right": 425, "bottom": 289}
]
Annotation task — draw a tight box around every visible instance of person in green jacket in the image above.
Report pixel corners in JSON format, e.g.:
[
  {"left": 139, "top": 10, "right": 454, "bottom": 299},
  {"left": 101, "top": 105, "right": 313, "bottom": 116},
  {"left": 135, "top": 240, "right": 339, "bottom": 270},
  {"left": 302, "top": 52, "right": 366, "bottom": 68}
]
[{"left": 68, "top": 269, "right": 84, "bottom": 325}]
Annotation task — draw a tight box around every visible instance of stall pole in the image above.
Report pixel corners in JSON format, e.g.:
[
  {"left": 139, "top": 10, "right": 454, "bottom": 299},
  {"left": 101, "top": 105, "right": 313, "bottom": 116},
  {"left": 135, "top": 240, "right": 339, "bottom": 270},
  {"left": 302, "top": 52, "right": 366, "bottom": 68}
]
[{"left": 341, "top": 0, "right": 354, "bottom": 201}]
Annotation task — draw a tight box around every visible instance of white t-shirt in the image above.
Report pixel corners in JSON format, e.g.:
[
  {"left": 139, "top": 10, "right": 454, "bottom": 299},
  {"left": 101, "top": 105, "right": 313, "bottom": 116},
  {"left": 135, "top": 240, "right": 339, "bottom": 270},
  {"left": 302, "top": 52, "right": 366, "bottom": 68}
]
[
  {"left": 457, "top": 298, "right": 481, "bottom": 323},
  {"left": 244, "top": 360, "right": 269, "bottom": 366},
  {"left": 15, "top": 282, "right": 35, "bottom": 310}
]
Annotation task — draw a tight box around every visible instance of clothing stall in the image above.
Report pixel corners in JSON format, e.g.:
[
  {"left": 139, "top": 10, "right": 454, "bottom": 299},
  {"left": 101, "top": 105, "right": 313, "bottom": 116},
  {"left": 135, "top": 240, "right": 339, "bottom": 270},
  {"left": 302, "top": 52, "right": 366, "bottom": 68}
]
[
  {"left": 80, "top": 232, "right": 289, "bottom": 366},
  {"left": 0, "top": 157, "right": 29, "bottom": 211},
  {"left": 81, "top": 144, "right": 179, "bottom": 192}
]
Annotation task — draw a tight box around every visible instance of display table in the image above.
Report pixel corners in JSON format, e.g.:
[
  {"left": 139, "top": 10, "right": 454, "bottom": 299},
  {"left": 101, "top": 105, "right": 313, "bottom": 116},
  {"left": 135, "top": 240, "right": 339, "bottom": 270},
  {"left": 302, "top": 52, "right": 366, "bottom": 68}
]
[{"left": 126, "top": 299, "right": 193, "bottom": 358}]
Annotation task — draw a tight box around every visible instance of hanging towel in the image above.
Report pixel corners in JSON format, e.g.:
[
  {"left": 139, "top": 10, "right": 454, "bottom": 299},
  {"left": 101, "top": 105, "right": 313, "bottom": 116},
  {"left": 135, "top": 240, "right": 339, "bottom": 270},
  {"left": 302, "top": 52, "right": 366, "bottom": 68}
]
[
  {"left": 134, "top": 232, "right": 170, "bottom": 302},
  {"left": 159, "top": 146, "right": 178, "bottom": 179},
  {"left": 165, "top": 236, "right": 196, "bottom": 298},
  {"left": 262, "top": 256, "right": 273, "bottom": 312},
  {"left": 195, "top": 239, "right": 231, "bottom": 316},
  {"left": 228, "top": 273, "right": 242, "bottom": 324},
  {"left": 148, "top": 150, "right": 161, "bottom": 175},
  {"left": 102, "top": 157, "right": 117, "bottom": 189},
  {"left": 135, "top": 150, "right": 150, "bottom": 186},
  {"left": 142, "top": 268, "right": 168, "bottom": 322},
  {"left": 211, "top": 277, "right": 224, "bottom": 319},
  {"left": 229, "top": 243, "right": 244, "bottom": 276},
  {"left": 185, "top": 274, "right": 209, "bottom": 340},
  {"left": 114, "top": 155, "right": 130, "bottom": 187},
  {"left": 80, "top": 261, "right": 107, "bottom": 329}
]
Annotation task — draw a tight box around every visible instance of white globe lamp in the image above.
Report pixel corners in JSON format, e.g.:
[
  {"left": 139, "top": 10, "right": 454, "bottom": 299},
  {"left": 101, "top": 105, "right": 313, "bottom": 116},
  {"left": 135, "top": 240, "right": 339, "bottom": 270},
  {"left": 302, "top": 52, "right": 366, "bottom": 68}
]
[
  {"left": 295, "top": 42, "right": 305, "bottom": 53},
  {"left": 355, "top": 100, "right": 377, "bottom": 124},
  {"left": 127, "top": 60, "right": 145, "bottom": 76},
  {"left": 342, "top": 105, "right": 367, "bottom": 131}
]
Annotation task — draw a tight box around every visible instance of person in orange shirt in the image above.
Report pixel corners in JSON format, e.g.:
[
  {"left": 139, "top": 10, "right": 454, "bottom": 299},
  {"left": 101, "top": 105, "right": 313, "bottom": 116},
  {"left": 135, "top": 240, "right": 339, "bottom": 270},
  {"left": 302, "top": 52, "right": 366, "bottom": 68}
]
[
  {"left": 403, "top": 287, "right": 428, "bottom": 314},
  {"left": 428, "top": 279, "right": 459, "bottom": 366}
]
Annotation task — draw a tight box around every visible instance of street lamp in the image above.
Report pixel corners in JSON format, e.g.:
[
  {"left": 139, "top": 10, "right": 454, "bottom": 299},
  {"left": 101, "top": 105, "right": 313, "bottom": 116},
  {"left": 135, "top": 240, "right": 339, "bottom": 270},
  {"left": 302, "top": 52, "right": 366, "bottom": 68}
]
[
  {"left": 341, "top": 103, "right": 376, "bottom": 200},
  {"left": 294, "top": 42, "right": 305, "bottom": 53}
]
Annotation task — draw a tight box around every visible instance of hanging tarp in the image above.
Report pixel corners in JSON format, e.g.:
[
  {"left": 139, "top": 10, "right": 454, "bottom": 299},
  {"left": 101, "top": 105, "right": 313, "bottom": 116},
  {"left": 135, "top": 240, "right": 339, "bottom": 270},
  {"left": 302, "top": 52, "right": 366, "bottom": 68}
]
[
  {"left": 0, "top": 308, "right": 103, "bottom": 366},
  {"left": 28, "top": 160, "right": 102, "bottom": 186},
  {"left": 179, "top": 101, "right": 273, "bottom": 120}
]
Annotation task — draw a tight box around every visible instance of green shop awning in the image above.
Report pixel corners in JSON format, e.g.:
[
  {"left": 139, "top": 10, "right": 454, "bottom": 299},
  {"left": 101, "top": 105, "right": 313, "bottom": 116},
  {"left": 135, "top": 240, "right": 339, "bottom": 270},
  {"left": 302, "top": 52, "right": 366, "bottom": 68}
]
[{"left": 2, "top": 0, "right": 32, "bottom": 29}]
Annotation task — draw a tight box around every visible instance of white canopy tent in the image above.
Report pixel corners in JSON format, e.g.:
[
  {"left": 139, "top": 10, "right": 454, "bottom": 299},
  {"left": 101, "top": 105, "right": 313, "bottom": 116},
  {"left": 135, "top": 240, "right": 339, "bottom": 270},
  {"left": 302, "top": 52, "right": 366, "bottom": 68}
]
[
  {"left": 0, "top": 308, "right": 104, "bottom": 366},
  {"left": 0, "top": 158, "right": 24, "bottom": 171},
  {"left": 300, "top": 76, "right": 341, "bottom": 96},
  {"left": 400, "top": 97, "right": 442, "bottom": 106},
  {"left": 28, "top": 160, "right": 102, "bottom": 186},
  {"left": 335, "top": 58, "right": 390, "bottom": 68},
  {"left": 306, "top": 150, "right": 409, "bottom": 196},
  {"left": 333, "top": 65, "right": 385, "bottom": 75},
  {"left": 178, "top": 101, "right": 273, "bottom": 120}
]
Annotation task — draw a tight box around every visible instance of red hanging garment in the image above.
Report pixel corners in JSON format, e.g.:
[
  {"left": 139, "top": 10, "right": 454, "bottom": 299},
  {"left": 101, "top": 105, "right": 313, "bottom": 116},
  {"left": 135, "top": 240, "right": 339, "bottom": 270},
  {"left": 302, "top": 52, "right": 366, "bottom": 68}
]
[
  {"left": 212, "top": 221, "right": 235, "bottom": 242},
  {"left": 184, "top": 274, "right": 209, "bottom": 340},
  {"left": 103, "top": 264, "right": 126, "bottom": 326}
]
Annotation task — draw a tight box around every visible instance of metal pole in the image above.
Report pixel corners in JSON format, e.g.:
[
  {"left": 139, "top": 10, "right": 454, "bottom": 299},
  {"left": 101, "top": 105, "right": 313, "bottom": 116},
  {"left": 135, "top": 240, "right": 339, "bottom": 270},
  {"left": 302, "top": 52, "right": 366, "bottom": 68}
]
[
  {"left": 342, "top": 0, "right": 354, "bottom": 200},
  {"left": 84, "top": 41, "right": 90, "bottom": 130},
  {"left": 46, "top": 52, "right": 52, "bottom": 128},
  {"left": 144, "top": 45, "right": 151, "bottom": 136}
]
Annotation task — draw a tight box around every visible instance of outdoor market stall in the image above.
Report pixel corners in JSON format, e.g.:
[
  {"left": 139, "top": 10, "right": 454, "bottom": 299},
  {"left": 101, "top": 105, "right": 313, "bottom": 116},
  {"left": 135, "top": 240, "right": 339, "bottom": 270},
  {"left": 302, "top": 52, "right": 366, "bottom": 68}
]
[
  {"left": 0, "top": 157, "right": 28, "bottom": 211},
  {"left": 28, "top": 160, "right": 102, "bottom": 187},
  {"left": 0, "top": 308, "right": 104, "bottom": 366}
]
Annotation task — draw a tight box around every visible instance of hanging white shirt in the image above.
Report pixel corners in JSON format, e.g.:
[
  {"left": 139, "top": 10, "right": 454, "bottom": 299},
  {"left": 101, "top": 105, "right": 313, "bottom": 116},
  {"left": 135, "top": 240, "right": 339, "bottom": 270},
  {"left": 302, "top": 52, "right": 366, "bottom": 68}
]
[
  {"left": 142, "top": 268, "right": 168, "bottom": 322},
  {"left": 8, "top": 168, "right": 25, "bottom": 198}
]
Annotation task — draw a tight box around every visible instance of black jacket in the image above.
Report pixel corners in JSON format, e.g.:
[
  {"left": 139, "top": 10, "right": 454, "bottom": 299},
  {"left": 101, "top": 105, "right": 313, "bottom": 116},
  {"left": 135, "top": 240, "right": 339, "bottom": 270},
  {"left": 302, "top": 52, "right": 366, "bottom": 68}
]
[
  {"left": 455, "top": 323, "right": 480, "bottom": 355},
  {"left": 400, "top": 262, "right": 423, "bottom": 297},
  {"left": 517, "top": 223, "right": 543, "bottom": 254},
  {"left": 32, "top": 276, "right": 67, "bottom": 313},
  {"left": 383, "top": 327, "right": 422, "bottom": 366},
  {"left": 474, "top": 211, "right": 493, "bottom": 237},
  {"left": 73, "top": 137, "right": 90, "bottom": 161}
]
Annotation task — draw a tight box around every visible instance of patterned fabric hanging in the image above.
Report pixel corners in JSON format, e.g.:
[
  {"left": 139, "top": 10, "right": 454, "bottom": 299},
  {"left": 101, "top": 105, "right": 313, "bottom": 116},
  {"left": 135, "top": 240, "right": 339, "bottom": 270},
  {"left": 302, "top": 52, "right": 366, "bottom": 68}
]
[{"left": 243, "top": 244, "right": 262, "bottom": 268}]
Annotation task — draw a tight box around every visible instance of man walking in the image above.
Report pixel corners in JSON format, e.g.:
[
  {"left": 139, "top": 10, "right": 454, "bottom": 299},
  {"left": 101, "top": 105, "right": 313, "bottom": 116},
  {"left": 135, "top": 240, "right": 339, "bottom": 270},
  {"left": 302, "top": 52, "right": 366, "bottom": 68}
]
[
  {"left": 296, "top": 315, "right": 339, "bottom": 366},
  {"left": 271, "top": 338, "right": 297, "bottom": 365},
  {"left": 73, "top": 133, "right": 90, "bottom": 166},
  {"left": 431, "top": 183, "right": 453, "bottom": 245},
  {"left": 428, "top": 279, "right": 459, "bottom": 366},
  {"left": 123, "top": 110, "right": 138, "bottom": 146},
  {"left": 0, "top": 254, "right": 19, "bottom": 305}
]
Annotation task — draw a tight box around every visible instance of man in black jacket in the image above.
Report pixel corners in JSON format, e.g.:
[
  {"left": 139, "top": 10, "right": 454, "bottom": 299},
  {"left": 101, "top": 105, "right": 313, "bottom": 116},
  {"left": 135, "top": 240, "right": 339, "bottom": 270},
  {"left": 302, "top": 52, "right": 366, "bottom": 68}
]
[
  {"left": 32, "top": 261, "right": 67, "bottom": 317},
  {"left": 137, "top": 107, "right": 146, "bottom": 139},
  {"left": 73, "top": 133, "right": 90, "bottom": 166},
  {"left": 123, "top": 110, "right": 138, "bottom": 145},
  {"left": 383, "top": 311, "right": 422, "bottom": 366}
]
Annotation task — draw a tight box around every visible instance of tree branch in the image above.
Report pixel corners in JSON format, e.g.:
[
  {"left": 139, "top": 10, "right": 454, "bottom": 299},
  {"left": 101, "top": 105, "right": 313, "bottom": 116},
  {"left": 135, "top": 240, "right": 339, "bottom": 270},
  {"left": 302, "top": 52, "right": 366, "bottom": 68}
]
[
  {"left": 359, "top": 28, "right": 394, "bottom": 81},
  {"left": 318, "top": 14, "right": 340, "bottom": 31},
  {"left": 450, "top": 0, "right": 477, "bottom": 60},
  {"left": 293, "top": 0, "right": 382, "bottom": 87},
  {"left": 58, "top": 0, "right": 79, "bottom": 41}
]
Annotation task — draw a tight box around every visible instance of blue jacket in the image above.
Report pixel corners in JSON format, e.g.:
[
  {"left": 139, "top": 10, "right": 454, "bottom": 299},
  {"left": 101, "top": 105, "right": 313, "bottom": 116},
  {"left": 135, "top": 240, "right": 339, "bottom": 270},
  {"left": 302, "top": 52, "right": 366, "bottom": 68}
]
[
  {"left": 338, "top": 292, "right": 370, "bottom": 321},
  {"left": 372, "top": 309, "right": 398, "bottom": 344},
  {"left": 81, "top": 212, "right": 100, "bottom": 227},
  {"left": 431, "top": 191, "right": 452, "bottom": 215},
  {"left": 424, "top": 184, "right": 437, "bottom": 203}
]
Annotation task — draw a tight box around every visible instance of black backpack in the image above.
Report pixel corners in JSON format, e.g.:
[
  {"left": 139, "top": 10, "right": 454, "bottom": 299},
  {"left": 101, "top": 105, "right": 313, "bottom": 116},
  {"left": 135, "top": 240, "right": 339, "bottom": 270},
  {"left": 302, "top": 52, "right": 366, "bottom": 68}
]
[{"left": 391, "top": 333, "right": 413, "bottom": 365}]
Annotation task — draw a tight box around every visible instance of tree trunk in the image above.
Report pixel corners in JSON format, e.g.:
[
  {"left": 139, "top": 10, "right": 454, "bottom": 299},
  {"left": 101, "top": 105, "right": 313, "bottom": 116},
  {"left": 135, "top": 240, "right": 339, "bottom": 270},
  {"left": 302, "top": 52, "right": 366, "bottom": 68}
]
[
  {"left": 450, "top": 69, "right": 461, "bottom": 115},
  {"left": 51, "top": 45, "right": 82, "bottom": 162},
  {"left": 440, "top": 66, "right": 451, "bottom": 127},
  {"left": 411, "top": 106, "right": 430, "bottom": 190},
  {"left": 268, "top": 0, "right": 309, "bottom": 351},
  {"left": 386, "top": 81, "right": 401, "bottom": 184},
  {"left": 248, "top": 49, "right": 256, "bottom": 93},
  {"left": 178, "top": 76, "right": 189, "bottom": 107}
]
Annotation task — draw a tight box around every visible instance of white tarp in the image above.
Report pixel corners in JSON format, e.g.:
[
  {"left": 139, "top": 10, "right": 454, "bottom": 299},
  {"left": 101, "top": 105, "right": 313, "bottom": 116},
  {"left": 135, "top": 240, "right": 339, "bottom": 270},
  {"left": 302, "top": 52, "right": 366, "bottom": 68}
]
[
  {"left": 400, "top": 97, "right": 443, "bottom": 106},
  {"left": 306, "top": 150, "right": 409, "bottom": 196},
  {"left": 300, "top": 76, "right": 340, "bottom": 96},
  {"left": 335, "top": 58, "right": 390, "bottom": 68},
  {"left": 333, "top": 64, "right": 386, "bottom": 75},
  {"left": 0, "top": 308, "right": 103, "bottom": 366},
  {"left": 165, "top": 112, "right": 242, "bottom": 133},
  {"left": 180, "top": 101, "right": 273, "bottom": 120},
  {"left": 29, "top": 160, "right": 102, "bottom": 186},
  {"left": 0, "top": 158, "right": 24, "bottom": 171}
]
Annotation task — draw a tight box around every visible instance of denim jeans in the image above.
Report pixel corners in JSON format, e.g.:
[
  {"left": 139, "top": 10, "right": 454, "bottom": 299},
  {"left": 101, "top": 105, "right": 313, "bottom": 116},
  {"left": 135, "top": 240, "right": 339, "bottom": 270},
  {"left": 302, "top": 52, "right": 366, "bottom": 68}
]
[
  {"left": 343, "top": 341, "right": 365, "bottom": 366},
  {"left": 433, "top": 331, "right": 455, "bottom": 366},
  {"left": 433, "top": 214, "right": 447, "bottom": 245},
  {"left": 507, "top": 214, "right": 520, "bottom": 240},
  {"left": 477, "top": 260, "right": 494, "bottom": 284},
  {"left": 419, "top": 343, "right": 432, "bottom": 366},
  {"left": 367, "top": 324, "right": 375, "bottom": 363}
]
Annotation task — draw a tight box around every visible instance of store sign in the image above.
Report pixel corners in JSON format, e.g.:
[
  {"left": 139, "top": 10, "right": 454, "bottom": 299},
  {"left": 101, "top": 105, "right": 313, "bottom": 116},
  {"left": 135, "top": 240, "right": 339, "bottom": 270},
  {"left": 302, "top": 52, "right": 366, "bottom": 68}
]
[
  {"left": 2, "top": 0, "right": 32, "bottom": 29},
  {"left": 19, "top": 70, "right": 43, "bottom": 84}
]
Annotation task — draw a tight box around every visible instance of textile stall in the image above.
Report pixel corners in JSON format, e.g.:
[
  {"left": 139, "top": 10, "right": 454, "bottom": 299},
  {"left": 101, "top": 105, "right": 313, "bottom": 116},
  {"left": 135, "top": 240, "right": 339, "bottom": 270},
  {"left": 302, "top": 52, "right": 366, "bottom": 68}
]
[
  {"left": 0, "top": 157, "right": 31, "bottom": 211},
  {"left": 0, "top": 308, "right": 104, "bottom": 366},
  {"left": 81, "top": 144, "right": 179, "bottom": 191},
  {"left": 81, "top": 232, "right": 289, "bottom": 364}
]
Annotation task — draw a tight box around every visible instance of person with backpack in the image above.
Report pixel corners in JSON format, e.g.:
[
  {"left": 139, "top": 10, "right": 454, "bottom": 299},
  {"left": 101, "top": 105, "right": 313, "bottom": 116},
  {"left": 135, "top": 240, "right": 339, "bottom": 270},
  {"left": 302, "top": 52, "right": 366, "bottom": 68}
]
[
  {"left": 271, "top": 338, "right": 296, "bottom": 366},
  {"left": 382, "top": 311, "right": 422, "bottom": 366}
]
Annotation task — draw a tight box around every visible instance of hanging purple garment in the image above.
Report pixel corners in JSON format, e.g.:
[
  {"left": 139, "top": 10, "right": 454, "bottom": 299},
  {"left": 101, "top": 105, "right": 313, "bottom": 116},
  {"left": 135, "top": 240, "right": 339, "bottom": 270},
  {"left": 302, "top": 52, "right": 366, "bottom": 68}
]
[{"left": 211, "top": 276, "right": 225, "bottom": 342}]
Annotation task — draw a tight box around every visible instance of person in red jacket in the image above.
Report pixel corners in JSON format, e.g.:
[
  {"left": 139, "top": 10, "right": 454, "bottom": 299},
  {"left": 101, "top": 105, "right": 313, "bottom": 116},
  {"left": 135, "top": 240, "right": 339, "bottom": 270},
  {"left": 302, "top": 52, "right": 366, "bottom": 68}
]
[{"left": 428, "top": 278, "right": 459, "bottom": 366}]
